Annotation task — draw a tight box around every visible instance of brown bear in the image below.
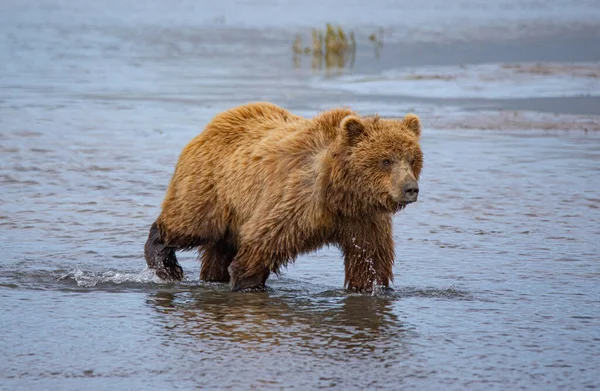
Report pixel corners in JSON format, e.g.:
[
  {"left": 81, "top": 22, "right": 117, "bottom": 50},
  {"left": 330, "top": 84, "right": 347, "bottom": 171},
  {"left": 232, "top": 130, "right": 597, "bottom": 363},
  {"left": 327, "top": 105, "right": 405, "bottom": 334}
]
[{"left": 144, "top": 102, "right": 423, "bottom": 292}]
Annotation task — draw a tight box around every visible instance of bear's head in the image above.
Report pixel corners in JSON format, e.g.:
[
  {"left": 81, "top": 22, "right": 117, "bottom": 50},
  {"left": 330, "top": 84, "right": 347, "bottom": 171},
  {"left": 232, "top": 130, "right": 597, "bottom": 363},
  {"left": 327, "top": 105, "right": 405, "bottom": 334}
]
[{"left": 328, "top": 113, "right": 423, "bottom": 216}]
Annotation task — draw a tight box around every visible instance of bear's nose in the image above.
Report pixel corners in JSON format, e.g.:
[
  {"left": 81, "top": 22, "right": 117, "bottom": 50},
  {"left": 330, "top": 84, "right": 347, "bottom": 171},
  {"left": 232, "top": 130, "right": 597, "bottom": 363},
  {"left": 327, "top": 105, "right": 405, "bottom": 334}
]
[{"left": 403, "top": 181, "right": 419, "bottom": 202}]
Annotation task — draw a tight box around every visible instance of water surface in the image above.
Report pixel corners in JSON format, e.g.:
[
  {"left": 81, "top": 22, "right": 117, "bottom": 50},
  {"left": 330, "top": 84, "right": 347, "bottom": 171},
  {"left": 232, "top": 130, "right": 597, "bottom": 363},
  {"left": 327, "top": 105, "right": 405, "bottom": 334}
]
[{"left": 1, "top": 1, "right": 599, "bottom": 390}]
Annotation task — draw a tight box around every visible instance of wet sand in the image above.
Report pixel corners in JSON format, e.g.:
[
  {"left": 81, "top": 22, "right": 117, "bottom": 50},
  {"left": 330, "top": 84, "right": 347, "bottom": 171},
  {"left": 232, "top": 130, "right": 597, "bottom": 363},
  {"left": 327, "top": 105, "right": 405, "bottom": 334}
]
[{"left": 428, "top": 109, "right": 600, "bottom": 131}]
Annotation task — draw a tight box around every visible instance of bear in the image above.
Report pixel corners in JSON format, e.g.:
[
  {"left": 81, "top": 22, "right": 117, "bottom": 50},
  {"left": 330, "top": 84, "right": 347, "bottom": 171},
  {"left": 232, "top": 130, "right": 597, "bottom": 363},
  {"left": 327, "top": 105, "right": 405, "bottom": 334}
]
[{"left": 144, "top": 102, "right": 423, "bottom": 292}]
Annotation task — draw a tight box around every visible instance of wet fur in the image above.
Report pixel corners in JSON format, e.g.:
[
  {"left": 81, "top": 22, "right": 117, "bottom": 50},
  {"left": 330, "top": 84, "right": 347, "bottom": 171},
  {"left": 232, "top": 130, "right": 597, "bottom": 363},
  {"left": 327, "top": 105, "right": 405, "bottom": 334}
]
[{"left": 145, "top": 102, "right": 423, "bottom": 291}]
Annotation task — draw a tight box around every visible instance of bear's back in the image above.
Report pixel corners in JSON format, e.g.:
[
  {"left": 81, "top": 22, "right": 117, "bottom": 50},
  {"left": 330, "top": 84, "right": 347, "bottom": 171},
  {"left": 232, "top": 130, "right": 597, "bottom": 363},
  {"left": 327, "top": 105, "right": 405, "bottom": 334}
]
[{"left": 200, "top": 102, "right": 302, "bottom": 148}]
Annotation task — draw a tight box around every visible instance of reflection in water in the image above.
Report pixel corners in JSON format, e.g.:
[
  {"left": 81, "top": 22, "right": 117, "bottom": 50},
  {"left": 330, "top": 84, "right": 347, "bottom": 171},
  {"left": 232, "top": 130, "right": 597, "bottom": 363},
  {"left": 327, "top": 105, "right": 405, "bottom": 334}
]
[
  {"left": 369, "top": 28, "right": 384, "bottom": 59},
  {"left": 292, "top": 26, "right": 385, "bottom": 72},
  {"left": 293, "top": 24, "right": 362, "bottom": 72},
  {"left": 149, "top": 288, "right": 412, "bottom": 361}
]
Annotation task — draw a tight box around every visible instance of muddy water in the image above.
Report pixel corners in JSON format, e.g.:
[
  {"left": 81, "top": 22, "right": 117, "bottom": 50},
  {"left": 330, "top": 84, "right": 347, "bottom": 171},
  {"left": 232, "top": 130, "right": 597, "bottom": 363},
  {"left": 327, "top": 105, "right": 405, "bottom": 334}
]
[{"left": 2, "top": 1, "right": 600, "bottom": 390}]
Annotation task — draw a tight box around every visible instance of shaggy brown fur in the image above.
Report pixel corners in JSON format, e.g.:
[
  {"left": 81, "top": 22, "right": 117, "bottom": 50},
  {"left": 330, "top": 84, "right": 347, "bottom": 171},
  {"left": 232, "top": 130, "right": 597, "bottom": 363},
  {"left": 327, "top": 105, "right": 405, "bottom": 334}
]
[{"left": 144, "top": 102, "right": 423, "bottom": 292}]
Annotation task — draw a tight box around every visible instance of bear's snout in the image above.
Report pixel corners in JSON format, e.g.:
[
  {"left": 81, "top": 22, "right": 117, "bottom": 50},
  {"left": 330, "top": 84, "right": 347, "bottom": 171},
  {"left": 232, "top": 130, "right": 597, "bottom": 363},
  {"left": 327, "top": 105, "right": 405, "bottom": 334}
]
[
  {"left": 390, "top": 160, "right": 419, "bottom": 206},
  {"left": 402, "top": 181, "right": 419, "bottom": 203}
]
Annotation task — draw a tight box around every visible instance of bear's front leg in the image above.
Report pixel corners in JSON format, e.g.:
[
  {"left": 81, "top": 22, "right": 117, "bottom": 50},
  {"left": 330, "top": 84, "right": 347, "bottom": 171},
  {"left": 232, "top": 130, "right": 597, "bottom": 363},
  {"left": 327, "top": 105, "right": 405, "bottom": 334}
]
[
  {"left": 144, "top": 222, "right": 184, "bottom": 281},
  {"left": 227, "top": 246, "right": 271, "bottom": 292},
  {"left": 340, "top": 218, "right": 395, "bottom": 292}
]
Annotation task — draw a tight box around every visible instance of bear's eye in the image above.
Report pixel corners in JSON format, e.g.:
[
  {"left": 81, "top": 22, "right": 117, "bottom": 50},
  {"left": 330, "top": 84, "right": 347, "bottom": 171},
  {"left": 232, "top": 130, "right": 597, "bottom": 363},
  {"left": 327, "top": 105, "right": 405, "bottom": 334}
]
[{"left": 382, "top": 159, "right": 392, "bottom": 166}]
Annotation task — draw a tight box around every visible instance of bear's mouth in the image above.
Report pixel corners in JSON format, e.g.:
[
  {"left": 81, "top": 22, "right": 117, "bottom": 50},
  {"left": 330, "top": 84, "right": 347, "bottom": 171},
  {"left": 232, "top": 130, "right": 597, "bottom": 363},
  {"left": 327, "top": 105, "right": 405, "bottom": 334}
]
[
  {"left": 395, "top": 203, "right": 407, "bottom": 212},
  {"left": 385, "top": 200, "right": 408, "bottom": 213},
  {"left": 383, "top": 197, "right": 414, "bottom": 213},
  {"left": 394, "top": 198, "right": 418, "bottom": 212}
]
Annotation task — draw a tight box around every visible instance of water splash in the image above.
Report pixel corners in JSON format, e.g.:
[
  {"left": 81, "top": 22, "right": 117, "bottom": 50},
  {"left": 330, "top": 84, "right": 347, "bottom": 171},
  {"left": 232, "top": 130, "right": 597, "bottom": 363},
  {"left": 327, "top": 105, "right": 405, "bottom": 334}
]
[
  {"left": 351, "top": 237, "right": 379, "bottom": 292},
  {"left": 58, "top": 268, "right": 164, "bottom": 288}
]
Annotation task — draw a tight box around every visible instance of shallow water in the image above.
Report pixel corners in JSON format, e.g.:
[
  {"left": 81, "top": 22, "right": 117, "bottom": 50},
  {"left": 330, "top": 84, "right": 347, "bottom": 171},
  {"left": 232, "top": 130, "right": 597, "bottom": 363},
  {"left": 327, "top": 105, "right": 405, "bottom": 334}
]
[{"left": 1, "top": 1, "right": 600, "bottom": 390}]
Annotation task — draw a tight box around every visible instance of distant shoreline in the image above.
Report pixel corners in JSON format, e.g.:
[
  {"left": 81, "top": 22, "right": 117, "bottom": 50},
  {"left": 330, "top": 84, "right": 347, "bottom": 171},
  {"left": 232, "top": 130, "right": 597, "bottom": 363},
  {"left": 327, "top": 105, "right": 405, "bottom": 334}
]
[
  {"left": 352, "top": 28, "right": 600, "bottom": 71},
  {"left": 345, "top": 28, "right": 600, "bottom": 119}
]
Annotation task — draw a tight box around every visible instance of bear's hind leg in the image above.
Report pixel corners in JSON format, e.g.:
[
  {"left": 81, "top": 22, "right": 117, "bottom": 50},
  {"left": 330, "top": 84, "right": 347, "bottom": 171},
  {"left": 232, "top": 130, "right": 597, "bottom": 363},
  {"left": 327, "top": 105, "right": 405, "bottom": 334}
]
[
  {"left": 144, "top": 222, "right": 184, "bottom": 281},
  {"left": 200, "top": 239, "right": 236, "bottom": 283},
  {"left": 227, "top": 247, "right": 271, "bottom": 292}
]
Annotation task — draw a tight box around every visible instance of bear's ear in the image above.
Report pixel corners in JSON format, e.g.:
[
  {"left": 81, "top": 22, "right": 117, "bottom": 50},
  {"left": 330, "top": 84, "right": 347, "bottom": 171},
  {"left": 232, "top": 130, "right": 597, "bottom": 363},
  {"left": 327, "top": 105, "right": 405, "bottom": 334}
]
[
  {"left": 341, "top": 115, "right": 365, "bottom": 145},
  {"left": 404, "top": 114, "right": 421, "bottom": 138}
]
